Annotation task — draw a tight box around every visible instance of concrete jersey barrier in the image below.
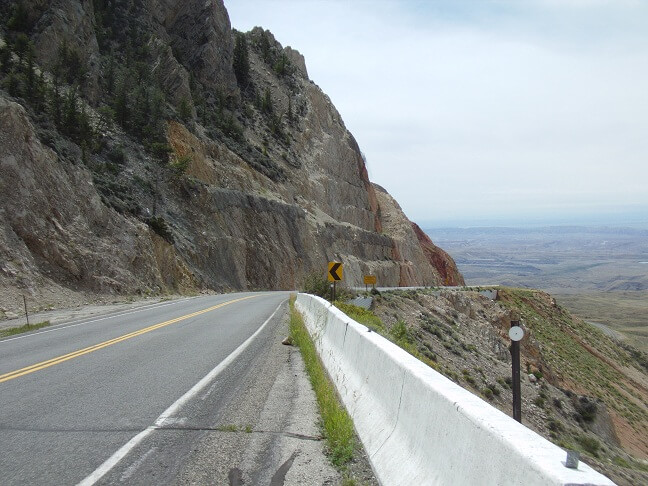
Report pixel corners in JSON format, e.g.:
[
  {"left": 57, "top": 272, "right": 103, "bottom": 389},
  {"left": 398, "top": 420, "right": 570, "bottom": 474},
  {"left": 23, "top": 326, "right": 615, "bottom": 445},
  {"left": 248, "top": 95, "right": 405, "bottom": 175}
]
[{"left": 295, "top": 293, "right": 615, "bottom": 486}]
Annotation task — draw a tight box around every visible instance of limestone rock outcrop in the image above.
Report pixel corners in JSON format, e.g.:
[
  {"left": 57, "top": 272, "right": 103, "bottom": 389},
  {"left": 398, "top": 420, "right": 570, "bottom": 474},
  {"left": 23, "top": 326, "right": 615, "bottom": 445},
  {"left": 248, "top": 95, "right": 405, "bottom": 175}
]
[
  {"left": 0, "top": 0, "right": 462, "bottom": 313},
  {"left": 151, "top": 0, "right": 238, "bottom": 98},
  {"left": 0, "top": 98, "right": 195, "bottom": 309},
  {"left": 373, "top": 184, "right": 464, "bottom": 286}
]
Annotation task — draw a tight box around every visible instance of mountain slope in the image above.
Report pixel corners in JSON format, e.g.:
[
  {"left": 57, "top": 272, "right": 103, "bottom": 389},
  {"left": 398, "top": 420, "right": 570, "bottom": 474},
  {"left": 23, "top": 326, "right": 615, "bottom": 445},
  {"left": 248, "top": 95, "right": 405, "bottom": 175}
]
[{"left": 0, "top": 0, "right": 461, "bottom": 314}]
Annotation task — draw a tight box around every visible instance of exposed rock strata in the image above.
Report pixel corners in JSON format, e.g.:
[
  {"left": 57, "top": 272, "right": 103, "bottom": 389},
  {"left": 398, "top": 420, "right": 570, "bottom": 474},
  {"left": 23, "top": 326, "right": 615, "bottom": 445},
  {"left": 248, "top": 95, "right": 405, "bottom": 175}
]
[
  {"left": 0, "top": 0, "right": 462, "bottom": 313},
  {"left": 0, "top": 99, "right": 195, "bottom": 308},
  {"left": 373, "top": 184, "right": 464, "bottom": 286}
]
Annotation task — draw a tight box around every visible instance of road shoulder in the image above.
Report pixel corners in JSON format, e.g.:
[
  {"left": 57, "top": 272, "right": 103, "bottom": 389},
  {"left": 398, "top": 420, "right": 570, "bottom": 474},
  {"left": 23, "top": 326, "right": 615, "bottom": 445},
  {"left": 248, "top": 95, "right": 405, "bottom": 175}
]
[{"left": 176, "top": 305, "right": 378, "bottom": 485}]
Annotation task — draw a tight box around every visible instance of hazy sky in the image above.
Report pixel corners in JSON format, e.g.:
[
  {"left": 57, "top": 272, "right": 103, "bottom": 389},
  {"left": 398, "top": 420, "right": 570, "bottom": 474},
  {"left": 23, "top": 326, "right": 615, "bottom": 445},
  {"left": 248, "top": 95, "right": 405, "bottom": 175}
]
[{"left": 226, "top": 0, "right": 648, "bottom": 227}]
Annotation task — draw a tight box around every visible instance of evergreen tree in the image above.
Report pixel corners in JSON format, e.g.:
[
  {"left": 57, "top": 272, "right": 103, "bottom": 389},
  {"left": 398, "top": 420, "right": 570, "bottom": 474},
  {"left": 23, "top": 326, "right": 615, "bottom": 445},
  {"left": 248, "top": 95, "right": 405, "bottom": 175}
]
[
  {"left": 269, "top": 112, "right": 284, "bottom": 140},
  {"left": 78, "top": 103, "right": 93, "bottom": 144},
  {"left": 34, "top": 71, "right": 47, "bottom": 111},
  {"left": 51, "top": 56, "right": 62, "bottom": 89},
  {"left": 56, "top": 40, "right": 86, "bottom": 86},
  {"left": 7, "top": 3, "right": 29, "bottom": 32},
  {"left": 273, "top": 53, "right": 289, "bottom": 76},
  {"left": 25, "top": 47, "right": 35, "bottom": 100},
  {"left": 63, "top": 87, "right": 79, "bottom": 136},
  {"left": 261, "top": 87, "right": 273, "bottom": 114},
  {"left": 113, "top": 75, "right": 131, "bottom": 127},
  {"left": 260, "top": 31, "right": 271, "bottom": 64},
  {"left": 233, "top": 32, "right": 250, "bottom": 90},
  {"left": 92, "top": 0, "right": 115, "bottom": 51},
  {"left": 0, "top": 44, "right": 13, "bottom": 74},
  {"left": 13, "top": 33, "right": 30, "bottom": 59},
  {"left": 49, "top": 83, "right": 62, "bottom": 127},
  {"left": 56, "top": 39, "right": 69, "bottom": 70},
  {"left": 4, "top": 72, "right": 21, "bottom": 97},
  {"left": 178, "top": 97, "right": 192, "bottom": 122},
  {"left": 104, "top": 55, "right": 116, "bottom": 95},
  {"left": 150, "top": 142, "right": 172, "bottom": 162},
  {"left": 131, "top": 84, "right": 150, "bottom": 130},
  {"left": 66, "top": 48, "right": 85, "bottom": 85},
  {"left": 96, "top": 106, "right": 115, "bottom": 133}
]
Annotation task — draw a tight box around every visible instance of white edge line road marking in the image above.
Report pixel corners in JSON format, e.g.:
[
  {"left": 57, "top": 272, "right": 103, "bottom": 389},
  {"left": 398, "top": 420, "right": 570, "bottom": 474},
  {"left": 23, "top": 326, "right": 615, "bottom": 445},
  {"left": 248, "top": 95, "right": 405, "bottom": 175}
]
[
  {"left": 77, "top": 300, "right": 285, "bottom": 486},
  {"left": 0, "top": 298, "right": 195, "bottom": 344},
  {"left": 119, "top": 446, "right": 158, "bottom": 482}
]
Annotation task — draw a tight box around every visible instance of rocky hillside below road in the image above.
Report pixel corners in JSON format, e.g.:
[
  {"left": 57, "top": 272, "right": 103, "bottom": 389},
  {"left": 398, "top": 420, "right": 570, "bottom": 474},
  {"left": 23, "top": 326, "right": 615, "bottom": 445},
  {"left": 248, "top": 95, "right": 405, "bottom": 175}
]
[
  {"left": 364, "top": 287, "right": 648, "bottom": 486},
  {"left": 0, "top": 0, "right": 461, "bottom": 316}
]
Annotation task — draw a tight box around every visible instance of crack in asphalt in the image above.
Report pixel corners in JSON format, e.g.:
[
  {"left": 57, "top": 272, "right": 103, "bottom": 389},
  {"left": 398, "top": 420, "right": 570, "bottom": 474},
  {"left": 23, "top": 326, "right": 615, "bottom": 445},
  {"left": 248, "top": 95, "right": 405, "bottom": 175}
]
[{"left": 0, "top": 425, "right": 323, "bottom": 442}]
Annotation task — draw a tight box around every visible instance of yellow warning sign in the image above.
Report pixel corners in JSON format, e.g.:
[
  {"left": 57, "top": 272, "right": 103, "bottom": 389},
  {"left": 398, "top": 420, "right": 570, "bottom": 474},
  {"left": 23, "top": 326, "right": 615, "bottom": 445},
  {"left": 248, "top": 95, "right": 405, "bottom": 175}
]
[{"left": 328, "top": 262, "right": 343, "bottom": 281}]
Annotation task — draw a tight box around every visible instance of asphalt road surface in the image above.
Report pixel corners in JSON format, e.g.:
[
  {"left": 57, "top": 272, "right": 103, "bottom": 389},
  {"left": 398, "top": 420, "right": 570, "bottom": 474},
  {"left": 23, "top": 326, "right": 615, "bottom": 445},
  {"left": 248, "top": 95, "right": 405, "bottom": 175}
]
[{"left": 0, "top": 291, "right": 314, "bottom": 485}]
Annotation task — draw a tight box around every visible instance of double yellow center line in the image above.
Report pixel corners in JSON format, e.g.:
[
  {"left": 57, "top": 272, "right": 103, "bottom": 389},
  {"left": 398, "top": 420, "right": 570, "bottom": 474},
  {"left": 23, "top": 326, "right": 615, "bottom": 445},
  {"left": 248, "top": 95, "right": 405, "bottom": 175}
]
[{"left": 0, "top": 295, "right": 258, "bottom": 384}]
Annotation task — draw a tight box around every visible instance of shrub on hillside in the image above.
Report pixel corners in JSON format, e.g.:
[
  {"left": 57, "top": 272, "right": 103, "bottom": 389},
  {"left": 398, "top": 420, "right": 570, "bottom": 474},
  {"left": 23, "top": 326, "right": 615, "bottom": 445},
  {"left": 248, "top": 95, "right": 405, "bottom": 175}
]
[
  {"left": 301, "top": 272, "right": 354, "bottom": 301},
  {"left": 574, "top": 396, "right": 598, "bottom": 423},
  {"left": 301, "top": 272, "right": 330, "bottom": 298},
  {"left": 390, "top": 320, "right": 413, "bottom": 346},
  {"left": 146, "top": 216, "right": 174, "bottom": 243}
]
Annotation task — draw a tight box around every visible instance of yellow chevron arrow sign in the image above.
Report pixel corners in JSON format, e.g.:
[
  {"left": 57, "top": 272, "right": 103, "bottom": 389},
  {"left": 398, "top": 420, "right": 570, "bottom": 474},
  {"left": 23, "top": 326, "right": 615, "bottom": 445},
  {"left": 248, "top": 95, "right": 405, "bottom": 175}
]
[{"left": 328, "top": 262, "right": 343, "bottom": 281}]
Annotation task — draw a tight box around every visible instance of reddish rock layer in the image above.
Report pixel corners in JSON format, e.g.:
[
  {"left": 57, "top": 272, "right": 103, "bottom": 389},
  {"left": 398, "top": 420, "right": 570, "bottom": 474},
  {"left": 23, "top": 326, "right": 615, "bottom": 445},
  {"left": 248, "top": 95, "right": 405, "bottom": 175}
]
[{"left": 412, "top": 223, "right": 465, "bottom": 286}]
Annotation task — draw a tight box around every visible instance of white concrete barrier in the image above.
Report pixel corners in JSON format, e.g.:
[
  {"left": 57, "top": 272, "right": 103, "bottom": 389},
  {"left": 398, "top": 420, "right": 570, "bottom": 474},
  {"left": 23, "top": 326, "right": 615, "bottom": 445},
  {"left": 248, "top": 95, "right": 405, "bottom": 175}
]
[{"left": 295, "top": 293, "right": 615, "bottom": 486}]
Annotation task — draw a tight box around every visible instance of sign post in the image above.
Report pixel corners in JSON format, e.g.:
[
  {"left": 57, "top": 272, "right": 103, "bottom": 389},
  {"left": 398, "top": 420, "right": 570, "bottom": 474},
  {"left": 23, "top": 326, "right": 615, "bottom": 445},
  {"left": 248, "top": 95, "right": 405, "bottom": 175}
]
[
  {"left": 363, "top": 275, "right": 377, "bottom": 292},
  {"left": 509, "top": 320, "right": 524, "bottom": 422},
  {"left": 328, "top": 262, "right": 343, "bottom": 301},
  {"left": 23, "top": 295, "right": 30, "bottom": 327}
]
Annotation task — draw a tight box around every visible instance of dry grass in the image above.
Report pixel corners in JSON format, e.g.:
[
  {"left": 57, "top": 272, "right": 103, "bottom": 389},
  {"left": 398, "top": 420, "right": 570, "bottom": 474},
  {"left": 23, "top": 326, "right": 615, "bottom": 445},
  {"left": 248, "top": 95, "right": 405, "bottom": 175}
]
[{"left": 0, "top": 321, "right": 50, "bottom": 338}]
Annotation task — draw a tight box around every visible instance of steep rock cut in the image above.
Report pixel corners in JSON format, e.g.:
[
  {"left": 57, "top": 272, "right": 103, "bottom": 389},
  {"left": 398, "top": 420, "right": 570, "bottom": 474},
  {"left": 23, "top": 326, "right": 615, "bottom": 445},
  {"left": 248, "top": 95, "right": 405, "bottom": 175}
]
[
  {"left": 373, "top": 184, "right": 464, "bottom": 286},
  {"left": 0, "top": 0, "right": 461, "bottom": 313},
  {"left": 0, "top": 98, "right": 195, "bottom": 308},
  {"left": 411, "top": 223, "right": 464, "bottom": 286}
]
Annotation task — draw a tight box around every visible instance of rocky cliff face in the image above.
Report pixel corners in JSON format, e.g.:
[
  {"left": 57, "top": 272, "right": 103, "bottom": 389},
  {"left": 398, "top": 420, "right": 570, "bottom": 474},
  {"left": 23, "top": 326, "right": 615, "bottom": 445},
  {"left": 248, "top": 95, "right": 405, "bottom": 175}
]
[
  {"left": 373, "top": 184, "right": 464, "bottom": 287},
  {"left": 0, "top": 98, "right": 196, "bottom": 308},
  {"left": 0, "top": 0, "right": 462, "bottom": 314}
]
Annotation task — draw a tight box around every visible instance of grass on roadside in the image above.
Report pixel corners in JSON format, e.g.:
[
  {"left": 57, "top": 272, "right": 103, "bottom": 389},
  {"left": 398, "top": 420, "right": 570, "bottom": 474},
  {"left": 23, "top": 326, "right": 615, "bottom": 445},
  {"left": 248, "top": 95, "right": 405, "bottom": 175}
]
[
  {"left": 289, "top": 297, "right": 355, "bottom": 467},
  {"left": 0, "top": 321, "right": 50, "bottom": 338},
  {"left": 334, "top": 301, "right": 385, "bottom": 333}
]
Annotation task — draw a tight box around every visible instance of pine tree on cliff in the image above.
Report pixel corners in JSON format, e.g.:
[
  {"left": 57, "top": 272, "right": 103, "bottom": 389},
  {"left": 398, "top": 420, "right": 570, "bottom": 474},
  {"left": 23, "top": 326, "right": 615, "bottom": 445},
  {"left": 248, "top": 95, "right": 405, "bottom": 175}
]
[
  {"left": 233, "top": 32, "right": 250, "bottom": 90},
  {"left": 6, "top": 3, "right": 30, "bottom": 33},
  {"left": 63, "top": 87, "right": 79, "bottom": 136}
]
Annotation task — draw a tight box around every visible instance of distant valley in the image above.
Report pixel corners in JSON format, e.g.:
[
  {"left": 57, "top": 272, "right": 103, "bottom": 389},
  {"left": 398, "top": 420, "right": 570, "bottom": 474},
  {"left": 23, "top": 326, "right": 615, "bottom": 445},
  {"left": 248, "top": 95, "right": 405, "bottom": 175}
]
[{"left": 425, "top": 225, "right": 648, "bottom": 351}]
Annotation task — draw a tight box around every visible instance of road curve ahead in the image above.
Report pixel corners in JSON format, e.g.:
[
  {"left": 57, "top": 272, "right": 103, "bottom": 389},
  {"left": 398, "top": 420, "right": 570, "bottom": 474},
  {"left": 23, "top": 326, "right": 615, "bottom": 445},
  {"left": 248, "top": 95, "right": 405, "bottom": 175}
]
[{"left": 0, "top": 291, "right": 290, "bottom": 485}]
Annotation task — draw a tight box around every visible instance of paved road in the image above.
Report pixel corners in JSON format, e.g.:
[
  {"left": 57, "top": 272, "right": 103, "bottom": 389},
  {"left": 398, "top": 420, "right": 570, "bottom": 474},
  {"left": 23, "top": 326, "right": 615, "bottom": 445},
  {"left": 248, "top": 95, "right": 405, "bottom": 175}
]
[
  {"left": 0, "top": 292, "right": 292, "bottom": 485},
  {"left": 586, "top": 320, "right": 625, "bottom": 340}
]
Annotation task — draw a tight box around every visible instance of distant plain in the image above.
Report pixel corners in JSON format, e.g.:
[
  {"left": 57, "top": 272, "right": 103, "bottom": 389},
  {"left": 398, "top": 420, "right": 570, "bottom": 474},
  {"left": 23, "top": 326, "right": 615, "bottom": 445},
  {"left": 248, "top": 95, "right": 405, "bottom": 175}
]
[{"left": 426, "top": 225, "right": 648, "bottom": 352}]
